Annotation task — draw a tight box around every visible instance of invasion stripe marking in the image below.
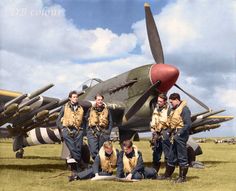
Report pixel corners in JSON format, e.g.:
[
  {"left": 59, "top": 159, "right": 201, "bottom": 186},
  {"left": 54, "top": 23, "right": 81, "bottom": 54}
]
[
  {"left": 46, "top": 128, "right": 61, "bottom": 142},
  {"left": 28, "top": 129, "right": 41, "bottom": 145},
  {"left": 40, "top": 128, "right": 55, "bottom": 144},
  {"left": 35, "top": 127, "right": 46, "bottom": 144}
]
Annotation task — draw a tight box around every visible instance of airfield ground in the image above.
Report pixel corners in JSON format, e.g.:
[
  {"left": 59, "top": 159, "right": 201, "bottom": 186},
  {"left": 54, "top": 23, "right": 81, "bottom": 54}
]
[{"left": 0, "top": 139, "right": 235, "bottom": 191}]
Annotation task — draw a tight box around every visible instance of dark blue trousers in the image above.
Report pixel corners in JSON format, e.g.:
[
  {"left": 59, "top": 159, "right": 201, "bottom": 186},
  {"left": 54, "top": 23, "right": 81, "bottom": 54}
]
[
  {"left": 162, "top": 129, "right": 171, "bottom": 160},
  {"left": 152, "top": 138, "right": 163, "bottom": 166},
  {"left": 87, "top": 128, "right": 110, "bottom": 160},
  {"left": 168, "top": 129, "right": 189, "bottom": 167},
  {"left": 153, "top": 129, "right": 171, "bottom": 165},
  {"left": 77, "top": 167, "right": 113, "bottom": 179},
  {"left": 62, "top": 127, "right": 83, "bottom": 162}
]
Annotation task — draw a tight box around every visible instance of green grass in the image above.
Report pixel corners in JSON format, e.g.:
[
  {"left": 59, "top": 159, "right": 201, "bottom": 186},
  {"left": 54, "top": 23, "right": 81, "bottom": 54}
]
[{"left": 0, "top": 139, "right": 236, "bottom": 191}]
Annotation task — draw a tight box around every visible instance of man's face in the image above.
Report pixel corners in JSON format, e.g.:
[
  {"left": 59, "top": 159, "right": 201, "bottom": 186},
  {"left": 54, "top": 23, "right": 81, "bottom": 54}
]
[
  {"left": 169, "top": 98, "right": 179, "bottom": 108},
  {"left": 104, "top": 147, "right": 113, "bottom": 155},
  {"left": 95, "top": 96, "right": 103, "bottom": 107},
  {"left": 157, "top": 97, "right": 166, "bottom": 108},
  {"left": 69, "top": 94, "right": 78, "bottom": 104},
  {"left": 123, "top": 146, "right": 132, "bottom": 155}
]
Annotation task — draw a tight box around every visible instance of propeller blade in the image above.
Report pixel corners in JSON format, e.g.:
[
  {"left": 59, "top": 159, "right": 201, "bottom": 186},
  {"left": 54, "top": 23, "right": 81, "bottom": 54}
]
[
  {"left": 124, "top": 80, "right": 161, "bottom": 121},
  {"left": 145, "top": 3, "right": 164, "bottom": 64},
  {"left": 174, "top": 84, "right": 210, "bottom": 111}
]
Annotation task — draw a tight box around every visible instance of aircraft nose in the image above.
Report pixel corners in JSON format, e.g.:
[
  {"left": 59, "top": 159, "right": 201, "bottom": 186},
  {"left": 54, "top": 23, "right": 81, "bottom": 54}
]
[{"left": 150, "top": 64, "right": 179, "bottom": 92}]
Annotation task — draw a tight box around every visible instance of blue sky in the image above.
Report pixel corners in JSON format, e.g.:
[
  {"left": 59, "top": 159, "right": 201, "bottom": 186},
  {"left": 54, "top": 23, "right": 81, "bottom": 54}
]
[
  {"left": 0, "top": 0, "right": 235, "bottom": 137},
  {"left": 52, "top": 0, "right": 167, "bottom": 34}
]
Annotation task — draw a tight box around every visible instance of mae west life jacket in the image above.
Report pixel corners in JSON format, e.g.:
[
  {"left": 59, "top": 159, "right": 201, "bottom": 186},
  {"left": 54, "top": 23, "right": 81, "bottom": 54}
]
[
  {"left": 88, "top": 106, "right": 109, "bottom": 128},
  {"left": 123, "top": 145, "right": 139, "bottom": 174},
  {"left": 150, "top": 105, "right": 169, "bottom": 132},
  {"left": 99, "top": 146, "right": 117, "bottom": 173},
  {"left": 61, "top": 103, "right": 84, "bottom": 129},
  {"left": 168, "top": 100, "right": 187, "bottom": 129}
]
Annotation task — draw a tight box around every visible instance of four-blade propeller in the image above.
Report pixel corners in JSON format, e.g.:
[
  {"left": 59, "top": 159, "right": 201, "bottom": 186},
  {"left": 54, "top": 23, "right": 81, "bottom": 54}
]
[{"left": 124, "top": 3, "right": 209, "bottom": 122}]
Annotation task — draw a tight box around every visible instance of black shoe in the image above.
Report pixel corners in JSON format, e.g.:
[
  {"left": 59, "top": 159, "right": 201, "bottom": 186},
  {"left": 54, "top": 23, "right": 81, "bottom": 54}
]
[
  {"left": 174, "top": 166, "right": 188, "bottom": 183},
  {"left": 174, "top": 177, "right": 186, "bottom": 183},
  {"left": 68, "top": 175, "right": 79, "bottom": 182},
  {"left": 156, "top": 175, "right": 172, "bottom": 180}
]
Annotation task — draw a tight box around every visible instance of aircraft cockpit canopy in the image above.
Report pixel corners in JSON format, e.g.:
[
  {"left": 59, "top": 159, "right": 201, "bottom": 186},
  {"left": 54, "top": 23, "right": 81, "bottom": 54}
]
[{"left": 79, "top": 78, "right": 103, "bottom": 91}]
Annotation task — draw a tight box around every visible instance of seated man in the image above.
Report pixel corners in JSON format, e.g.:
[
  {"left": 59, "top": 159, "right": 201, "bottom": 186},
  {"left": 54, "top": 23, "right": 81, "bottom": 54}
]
[
  {"left": 116, "top": 140, "right": 157, "bottom": 180},
  {"left": 70, "top": 141, "right": 119, "bottom": 181}
]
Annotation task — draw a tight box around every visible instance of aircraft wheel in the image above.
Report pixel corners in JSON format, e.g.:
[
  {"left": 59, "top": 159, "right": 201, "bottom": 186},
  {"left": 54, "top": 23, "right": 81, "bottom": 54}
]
[{"left": 81, "top": 143, "right": 90, "bottom": 164}]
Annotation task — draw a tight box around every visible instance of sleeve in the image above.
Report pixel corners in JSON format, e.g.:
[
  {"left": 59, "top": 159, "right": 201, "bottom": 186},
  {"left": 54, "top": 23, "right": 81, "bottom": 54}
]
[
  {"left": 150, "top": 109, "right": 155, "bottom": 130},
  {"left": 92, "top": 155, "right": 101, "bottom": 174},
  {"left": 116, "top": 151, "right": 124, "bottom": 178},
  {"left": 84, "top": 109, "right": 90, "bottom": 130},
  {"left": 131, "top": 151, "right": 144, "bottom": 175},
  {"left": 108, "top": 109, "right": 113, "bottom": 133},
  {"left": 181, "top": 106, "right": 192, "bottom": 132},
  {"left": 78, "top": 100, "right": 92, "bottom": 108},
  {"left": 56, "top": 106, "right": 64, "bottom": 129}
]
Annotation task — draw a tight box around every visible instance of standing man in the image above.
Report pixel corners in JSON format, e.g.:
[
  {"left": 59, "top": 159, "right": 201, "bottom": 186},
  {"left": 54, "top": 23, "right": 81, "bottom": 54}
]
[
  {"left": 57, "top": 90, "right": 89, "bottom": 181},
  {"left": 159, "top": 93, "right": 191, "bottom": 183},
  {"left": 74, "top": 141, "right": 119, "bottom": 181},
  {"left": 116, "top": 140, "right": 156, "bottom": 180},
  {"left": 86, "top": 94, "right": 113, "bottom": 160},
  {"left": 150, "top": 93, "right": 171, "bottom": 176}
]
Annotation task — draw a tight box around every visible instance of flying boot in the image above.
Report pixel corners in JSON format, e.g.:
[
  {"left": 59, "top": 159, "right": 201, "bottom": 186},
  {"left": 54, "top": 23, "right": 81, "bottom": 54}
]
[
  {"left": 175, "top": 166, "right": 188, "bottom": 183},
  {"left": 157, "top": 164, "right": 175, "bottom": 180},
  {"left": 68, "top": 162, "right": 79, "bottom": 182},
  {"left": 154, "top": 162, "right": 161, "bottom": 178}
]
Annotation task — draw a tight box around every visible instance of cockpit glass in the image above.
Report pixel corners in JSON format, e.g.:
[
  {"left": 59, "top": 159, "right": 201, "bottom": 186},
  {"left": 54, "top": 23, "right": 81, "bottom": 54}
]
[{"left": 78, "top": 78, "right": 103, "bottom": 91}]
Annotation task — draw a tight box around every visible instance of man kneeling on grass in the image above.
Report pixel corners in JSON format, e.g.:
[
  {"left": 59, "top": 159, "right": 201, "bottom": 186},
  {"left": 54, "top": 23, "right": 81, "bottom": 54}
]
[
  {"left": 69, "top": 141, "right": 119, "bottom": 181},
  {"left": 116, "top": 140, "right": 157, "bottom": 180}
]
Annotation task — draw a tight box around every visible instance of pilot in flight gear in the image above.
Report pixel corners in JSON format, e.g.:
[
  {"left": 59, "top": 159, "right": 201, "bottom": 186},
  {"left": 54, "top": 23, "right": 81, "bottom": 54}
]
[
  {"left": 71, "top": 141, "right": 119, "bottom": 181},
  {"left": 85, "top": 94, "right": 113, "bottom": 160},
  {"left": 116, "top": 140, "right": 157, "bottom": 180},
  {"left": 56, "top": 90, "right": 90, "bottom": 182},
  {"left": 158, "top": 93, "right": 191, "bottom": 183},
  {"left": 150, "top": 93, "right": 171, "bottom": 176}
]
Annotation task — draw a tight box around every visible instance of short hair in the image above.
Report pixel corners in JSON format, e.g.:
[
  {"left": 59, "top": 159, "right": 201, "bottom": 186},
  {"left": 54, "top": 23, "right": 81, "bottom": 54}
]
[
  {"left": 169, "top": 93, "right": 181, "bottom": 101},
  {"left": 103, "top": 141, "right": 113, "bottom": 149},
  {"left": 122, "top": 140, "right": 133, "bottom": 148},
  {"left": 68, "top": 90, "right": 78, "bottom": 98},
  {"left": 158, "top": 93, "right": 167, "bottom": 101},
  {"left": 94, "top": 93, "right": 104, "bottom": 100}
]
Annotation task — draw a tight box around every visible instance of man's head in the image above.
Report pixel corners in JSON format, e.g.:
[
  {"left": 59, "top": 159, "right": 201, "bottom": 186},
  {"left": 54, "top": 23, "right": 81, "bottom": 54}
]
[
  {"left": 169, "top": 93, "right": 181, "bottom": 108},
  {"left": 157, "top": 93, "right": 167, "bottom": 108},
  {"left": 68, "top": 90, "right": 78, "bottom": 105},
  {"left": 95, "top": 93, "right": 104, "bottom": 107},
  {"left": 103, "top": 141, "right": 113, "bottom": 155},
  {"left": 122, "top": 140, "right": 133, "bottom": 154}
]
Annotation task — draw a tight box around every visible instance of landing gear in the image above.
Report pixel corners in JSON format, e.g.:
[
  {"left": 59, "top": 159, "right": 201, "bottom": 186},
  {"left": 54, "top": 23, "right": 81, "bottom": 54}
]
[{"left": 15, "top": 148, "right": 24, "bottom": 158}]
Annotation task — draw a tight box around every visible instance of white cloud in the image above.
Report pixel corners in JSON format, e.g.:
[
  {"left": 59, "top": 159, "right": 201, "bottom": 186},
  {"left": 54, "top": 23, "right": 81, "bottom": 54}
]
[
  {"left": 215, "top": 88, "right": 236, "bottom": 108},
  {"left": 0, "top": 0, "right": 137, "bottom": 61}
]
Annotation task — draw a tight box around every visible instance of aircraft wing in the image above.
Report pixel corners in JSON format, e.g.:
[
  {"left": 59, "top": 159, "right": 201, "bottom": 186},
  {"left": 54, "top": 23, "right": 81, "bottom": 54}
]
[
  {"left": 190, "top": 110, "right": 234, "bottom": 134},
  {"left": 0, "top": 84, "right": 68, "bottom": 137}
]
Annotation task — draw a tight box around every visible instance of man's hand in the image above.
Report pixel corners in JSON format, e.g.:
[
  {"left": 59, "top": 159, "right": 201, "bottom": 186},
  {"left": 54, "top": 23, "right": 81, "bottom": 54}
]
[{"left": 126, "top": 173, "right": 132, "bottom": 180}]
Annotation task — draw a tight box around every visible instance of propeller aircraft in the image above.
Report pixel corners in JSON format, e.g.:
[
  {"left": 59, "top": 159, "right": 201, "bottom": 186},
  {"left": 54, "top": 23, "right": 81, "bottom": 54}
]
[{"left": 0, "top": 3, "right": 233, "bottom": 163}]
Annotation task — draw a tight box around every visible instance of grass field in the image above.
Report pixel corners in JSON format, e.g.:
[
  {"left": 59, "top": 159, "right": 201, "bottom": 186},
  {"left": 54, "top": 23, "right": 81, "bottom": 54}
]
[{"left": 0, "top": 139, "right": 236, "bottom": 191}]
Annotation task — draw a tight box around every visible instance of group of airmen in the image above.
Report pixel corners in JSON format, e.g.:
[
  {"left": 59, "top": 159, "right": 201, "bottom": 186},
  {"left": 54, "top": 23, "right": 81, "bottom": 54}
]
[{"left": 56, "top": 90, "right": 191, "bottom": 183}]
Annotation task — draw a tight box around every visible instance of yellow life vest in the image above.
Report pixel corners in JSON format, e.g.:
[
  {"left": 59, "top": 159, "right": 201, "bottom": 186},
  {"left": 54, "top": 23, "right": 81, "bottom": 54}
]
[
  {"left": 99, "top": 146, "right": 117, "bottom": 173},
  {"left": 88, "top": 106, "right": 109, "bottom": 128},
  {"left": 150, "top": 105, "right": 169, "bottom": 132},
  {"left": 168, "top": 100, "right": 187, "bottom": 129},
  {"left": 123, "top": 145, "right": 139, "bottom": 174},
  {"left": 61, "top": 103, "right": 84, "bottom": 130}
]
